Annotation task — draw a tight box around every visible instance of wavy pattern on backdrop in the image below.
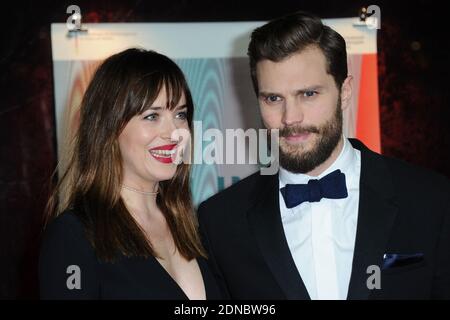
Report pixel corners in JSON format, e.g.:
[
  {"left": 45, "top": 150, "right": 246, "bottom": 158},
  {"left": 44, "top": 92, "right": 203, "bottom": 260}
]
[{"left": 176, "top": 58, "right": 226, "bottom": 206}]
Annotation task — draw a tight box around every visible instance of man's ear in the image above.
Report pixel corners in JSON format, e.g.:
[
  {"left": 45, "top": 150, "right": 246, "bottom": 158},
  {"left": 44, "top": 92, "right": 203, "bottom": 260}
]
[{"left": 340, "top": 75, "right": 353, "bottom": 111}]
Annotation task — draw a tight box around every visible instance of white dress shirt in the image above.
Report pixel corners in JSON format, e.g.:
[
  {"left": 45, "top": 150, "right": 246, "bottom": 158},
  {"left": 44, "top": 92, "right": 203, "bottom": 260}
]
[{"left": 279, "top": 136, "right": 361, "bottom": 300}]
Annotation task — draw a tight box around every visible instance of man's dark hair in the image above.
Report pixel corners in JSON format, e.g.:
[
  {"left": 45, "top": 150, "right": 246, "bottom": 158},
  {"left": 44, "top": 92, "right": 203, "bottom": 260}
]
[{"left": 248, "top": 11, "right": 348, "bottom": 93}]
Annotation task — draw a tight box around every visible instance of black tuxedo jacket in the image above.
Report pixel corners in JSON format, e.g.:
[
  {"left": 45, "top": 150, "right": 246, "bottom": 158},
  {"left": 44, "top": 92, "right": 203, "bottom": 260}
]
[{"left": 198, "top": 139, "right": 450, "bottom": 299}]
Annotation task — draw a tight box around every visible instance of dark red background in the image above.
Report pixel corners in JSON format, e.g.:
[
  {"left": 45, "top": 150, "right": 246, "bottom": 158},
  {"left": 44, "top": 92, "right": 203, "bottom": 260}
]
[{"left": 1, "top": 0, "right": 449, "bottom": 299}]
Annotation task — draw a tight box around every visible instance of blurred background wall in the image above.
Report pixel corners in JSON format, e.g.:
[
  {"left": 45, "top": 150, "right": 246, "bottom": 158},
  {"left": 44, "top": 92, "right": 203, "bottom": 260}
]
[{"left": 1, "top": 0, "right": 449, "bottom": 299}]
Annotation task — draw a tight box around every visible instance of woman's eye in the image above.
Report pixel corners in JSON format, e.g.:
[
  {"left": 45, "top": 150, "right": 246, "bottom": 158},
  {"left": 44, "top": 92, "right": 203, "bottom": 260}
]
[
  {"left": 176, "top": 111, "right": 188, "bottom": 120},
  {"left": 144, "top": 113, "right": 158, "bottom": 121}
]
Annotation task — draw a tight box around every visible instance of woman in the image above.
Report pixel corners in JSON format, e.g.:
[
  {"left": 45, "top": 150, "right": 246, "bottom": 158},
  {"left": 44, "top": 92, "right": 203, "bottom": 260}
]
[{"left": 39, "top": 48, "right": 221, "bottom": 299}]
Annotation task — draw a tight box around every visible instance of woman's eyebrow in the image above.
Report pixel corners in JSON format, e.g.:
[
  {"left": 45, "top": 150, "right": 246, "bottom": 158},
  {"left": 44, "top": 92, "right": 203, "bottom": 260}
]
[
  {"left": 147, "top": 106, "right": 163, "bottom": 110},
  {"left": 174, "top": 104, "right": 187, "bottom": 110}
]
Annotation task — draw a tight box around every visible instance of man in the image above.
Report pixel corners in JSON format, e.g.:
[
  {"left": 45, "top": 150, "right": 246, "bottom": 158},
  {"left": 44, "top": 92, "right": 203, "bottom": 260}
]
[{"left": 198, "top": 11, "right": 450, "bottom": 299}]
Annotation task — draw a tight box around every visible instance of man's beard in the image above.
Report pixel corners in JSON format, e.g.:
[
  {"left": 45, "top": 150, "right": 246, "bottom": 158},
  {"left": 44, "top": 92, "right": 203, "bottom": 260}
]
[{"left": 277, "top": 98, "right": 343, "bottom": 174}]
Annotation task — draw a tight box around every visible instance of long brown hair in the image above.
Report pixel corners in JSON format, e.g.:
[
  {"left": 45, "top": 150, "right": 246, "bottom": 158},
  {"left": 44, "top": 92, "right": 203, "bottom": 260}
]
[{"left": 46, "top": 48, "right": 206, "bottom": 262}]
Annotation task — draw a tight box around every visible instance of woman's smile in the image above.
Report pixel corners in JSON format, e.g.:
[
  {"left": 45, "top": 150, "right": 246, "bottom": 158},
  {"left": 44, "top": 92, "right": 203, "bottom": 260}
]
[{"left": 149, "top": 143, "right": 178, "bottom": 163}]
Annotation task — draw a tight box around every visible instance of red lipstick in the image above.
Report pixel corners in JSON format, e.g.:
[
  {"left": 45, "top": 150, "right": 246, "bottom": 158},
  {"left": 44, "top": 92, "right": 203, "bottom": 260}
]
[
  {"left": 149, "top": 144, "right": 177, "bottom": 151},
  {"left": 148, "top": 144, "right": 178, "bottom": 164}
]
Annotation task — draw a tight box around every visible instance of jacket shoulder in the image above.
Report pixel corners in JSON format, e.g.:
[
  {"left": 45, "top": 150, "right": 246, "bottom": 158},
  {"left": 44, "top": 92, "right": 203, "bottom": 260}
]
[
  {"left": 381, "top": 153, "right": 450, "bottom": 195},
  {"left": 198, "top": 170, "right": 271, "bottom": 219},
  {"left": 351, "top": 138, "right": 450, "bottom": 195}
]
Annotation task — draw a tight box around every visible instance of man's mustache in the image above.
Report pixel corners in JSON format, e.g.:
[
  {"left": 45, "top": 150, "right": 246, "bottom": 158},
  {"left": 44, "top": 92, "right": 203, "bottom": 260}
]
[{"left": 278, "top": 125, "right": 320, "bottom": 137}]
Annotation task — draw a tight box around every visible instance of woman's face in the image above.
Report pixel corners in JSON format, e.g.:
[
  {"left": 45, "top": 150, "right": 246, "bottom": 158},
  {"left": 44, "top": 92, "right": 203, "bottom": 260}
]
[{"left": 118, "top": 86, "right": 190, "bottom": 188}]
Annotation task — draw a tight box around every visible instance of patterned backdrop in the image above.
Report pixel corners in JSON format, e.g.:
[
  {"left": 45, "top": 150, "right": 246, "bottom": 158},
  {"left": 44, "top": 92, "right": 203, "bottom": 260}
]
[{"left": 1, "top": 0, "right": 449, "bottom": 299}]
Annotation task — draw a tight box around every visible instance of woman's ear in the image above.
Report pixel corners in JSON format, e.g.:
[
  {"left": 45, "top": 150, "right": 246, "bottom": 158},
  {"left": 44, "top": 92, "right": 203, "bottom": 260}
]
[{"left": 340, "top": 75, "right": 353, "bottom": 111}]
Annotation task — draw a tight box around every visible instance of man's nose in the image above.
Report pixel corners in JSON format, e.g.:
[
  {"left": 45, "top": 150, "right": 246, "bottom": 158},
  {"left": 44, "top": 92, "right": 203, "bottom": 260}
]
[{"left": 282, "top": 98, "right": 304, "bottom": 126}]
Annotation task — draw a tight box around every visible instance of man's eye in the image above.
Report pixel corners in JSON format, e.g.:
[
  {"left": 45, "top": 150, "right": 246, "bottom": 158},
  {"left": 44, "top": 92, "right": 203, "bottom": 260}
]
[
  {"left": 176, "top": 111, "right": 188, "bottom": 120},
  {"left": 144, "top": 113, "right": 158, "bottom": 121},
  {"left": 303, "top": 91, "right": 318, "bottom": 98},
  {"left": 266, "top": 95, "right": 281, "bottom": 103}
]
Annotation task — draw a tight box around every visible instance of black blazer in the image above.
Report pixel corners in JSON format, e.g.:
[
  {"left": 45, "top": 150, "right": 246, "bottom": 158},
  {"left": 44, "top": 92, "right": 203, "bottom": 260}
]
[
  {"left": 198, "top": 139, "right": 450, "bottom": 299},
  {"left": 39, "top": 210, "right": 222, "bottom": 300}
]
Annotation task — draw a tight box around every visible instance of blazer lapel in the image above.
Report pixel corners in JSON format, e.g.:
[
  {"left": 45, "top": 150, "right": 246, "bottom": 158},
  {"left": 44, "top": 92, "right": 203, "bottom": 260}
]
[
  {"left": 347, "top": 139, "right": 399, "bottom": 300},
  {"left": 247, "top": 172, "right": 310, "bottom": 300}
]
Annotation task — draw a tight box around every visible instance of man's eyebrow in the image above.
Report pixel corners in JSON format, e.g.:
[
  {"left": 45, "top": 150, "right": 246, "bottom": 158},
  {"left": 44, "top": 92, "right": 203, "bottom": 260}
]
[
  {"left": 258, "top": 91, "right": 279, "bottom": 98},
  {"left": 295, "top": 85, "right": 325, "bottom": 94},
  {"left": 258, "top": 86, "right": 325, "bottom": 98}
]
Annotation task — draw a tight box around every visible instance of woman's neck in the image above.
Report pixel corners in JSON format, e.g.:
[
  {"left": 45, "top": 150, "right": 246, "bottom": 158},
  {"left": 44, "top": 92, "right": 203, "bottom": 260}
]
[{"left": 120, "top": 182, "right": 160, "bottom": 219}]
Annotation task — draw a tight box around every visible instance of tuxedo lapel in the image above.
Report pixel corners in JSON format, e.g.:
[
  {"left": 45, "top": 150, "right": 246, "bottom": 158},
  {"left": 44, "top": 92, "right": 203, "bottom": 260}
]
[
  {"left": 246, "top": 173, "right": 310, "bottom": 300},
  {"left": 346, "top": 139, "right": 399, "bottom": 300}
]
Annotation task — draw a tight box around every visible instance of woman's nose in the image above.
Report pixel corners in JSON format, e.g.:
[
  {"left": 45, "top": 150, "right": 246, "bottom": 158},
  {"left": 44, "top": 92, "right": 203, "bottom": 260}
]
[{"left": 160, "top": 115, "right": 180, "bottom": 141}]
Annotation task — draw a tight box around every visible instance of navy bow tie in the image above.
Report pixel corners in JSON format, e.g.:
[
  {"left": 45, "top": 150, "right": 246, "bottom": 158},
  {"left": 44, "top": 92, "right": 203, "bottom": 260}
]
[{"left": 280, "top": 169, "right": 348, "bottom": 209}]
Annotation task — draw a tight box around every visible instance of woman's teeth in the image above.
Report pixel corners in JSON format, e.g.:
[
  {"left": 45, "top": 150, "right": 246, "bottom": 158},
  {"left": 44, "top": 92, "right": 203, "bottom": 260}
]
[{"left": 150, "top": 149, "right": 176, "bottom": 157}]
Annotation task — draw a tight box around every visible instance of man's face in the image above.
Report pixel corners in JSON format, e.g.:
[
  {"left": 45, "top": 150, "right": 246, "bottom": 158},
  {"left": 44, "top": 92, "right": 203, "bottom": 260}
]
[{"left": 256, "top": 45, "right": 351, "bottom": 174}]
